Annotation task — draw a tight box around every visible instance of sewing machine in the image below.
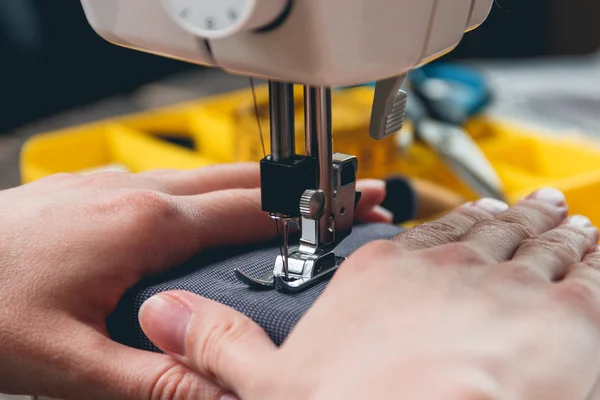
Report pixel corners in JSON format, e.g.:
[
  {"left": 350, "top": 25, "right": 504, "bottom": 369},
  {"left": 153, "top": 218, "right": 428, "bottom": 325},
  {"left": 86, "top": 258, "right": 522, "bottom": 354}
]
[{"left": 79, "top": 0, "right": 493, "bottom": 293}]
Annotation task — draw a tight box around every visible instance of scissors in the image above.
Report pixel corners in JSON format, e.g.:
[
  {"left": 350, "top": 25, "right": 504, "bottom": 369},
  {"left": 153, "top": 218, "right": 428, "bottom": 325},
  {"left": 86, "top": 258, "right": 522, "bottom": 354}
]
[{"left": 404, "top": 63, "right": 506, "bottom": 201}]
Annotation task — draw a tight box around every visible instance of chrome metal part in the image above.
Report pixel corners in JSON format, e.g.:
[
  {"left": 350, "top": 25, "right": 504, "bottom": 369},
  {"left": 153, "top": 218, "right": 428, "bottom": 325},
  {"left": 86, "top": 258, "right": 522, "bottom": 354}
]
[
  {"left": 273, "top": 250, "right": 345, "bottom": 293},
  {"left": 269, "top": 81, "right": 295, "bottom": 161},
  {"left": 281, "top": 217, "right": 291, "bottom": 280},
  {"left": 370, "top": 74, "right": 408, "bottom": 140},
  {"left": 309, "top": 86, "right": 335, "bottom": 246},
  {"left": 236, "top": 85, "right": 359, "bottom": 293},
  {"left": 299, "top": 189, "right": 326, "bottom": 220},
  {"left": 235, "top": 269, "right": 276, "bottom": 290},
  {"left": 331, "top": 153, "right": 358, "bottom": 240}
]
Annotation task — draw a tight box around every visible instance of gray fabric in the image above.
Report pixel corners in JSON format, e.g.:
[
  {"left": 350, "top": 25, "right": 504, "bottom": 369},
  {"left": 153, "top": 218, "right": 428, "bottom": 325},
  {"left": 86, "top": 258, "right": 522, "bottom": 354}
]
[{"left": 107, "top": 223, "right": 403, "bottom": 349}]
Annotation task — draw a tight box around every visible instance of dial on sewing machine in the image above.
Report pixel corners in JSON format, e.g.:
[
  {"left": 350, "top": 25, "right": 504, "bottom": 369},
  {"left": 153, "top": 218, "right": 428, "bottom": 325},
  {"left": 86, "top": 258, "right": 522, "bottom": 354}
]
[{"left": 79, "top": 0, "right": 493, "bottom": 292}]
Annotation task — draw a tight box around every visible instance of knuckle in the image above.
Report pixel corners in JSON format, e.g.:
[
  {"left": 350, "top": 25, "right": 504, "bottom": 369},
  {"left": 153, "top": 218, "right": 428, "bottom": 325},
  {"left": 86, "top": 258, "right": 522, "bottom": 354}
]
[
  {"left": 483, "top": 217, "right": 536, "bottom": 241},
  {"left": 395, "top": 223, "right": 457, "bottom": 248},
  {"left": 520, "top": 230, "right": 585, "bottom": 261},
  {"left": 149, "top": 363, "right": 220, "bottom": 400},
  {"left": 453, "top": 206, "right": 494, "bottom": 223},
  {"left": 553, "top": 280, "right": 599, "bottom": 308},
  {"left": 585, "top": 252, "right": 600, "bottom": 269},
  {"left": 426, "top": 220, "right": 467, "bottom": 239},
  {"left": 195, "top": 315, "right": 256, "bottom": 379},
  {"left": 92, "top": 191, "right": 180, "bottom": 246},
  {"left": 502, "top": 262, "right": 547, "bottom": 283},
  {"left": 557, "top": 225, "right": 594, "bottom": 245},
  {"left": 513, "top": 201, "right": 564, "bottom": 226},
  {"left": 78, "top": 171, "right": 127, "bottom": 187},
  {"left": 148, "top": 364, "right": 190, "bottom": 400},
  {"left": 438, "top": 242, "right": 489, "bottom": 265},
  {"left": 500, "top": 217, "right": 537, "bottom": 239},
  {"left": 118, "top": 190, "right": 178, "bottom": 224}
]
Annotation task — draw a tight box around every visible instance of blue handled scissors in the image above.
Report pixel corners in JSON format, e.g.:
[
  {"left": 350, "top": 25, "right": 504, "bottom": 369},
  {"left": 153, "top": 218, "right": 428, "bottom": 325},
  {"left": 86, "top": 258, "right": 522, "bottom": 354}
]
[{"left": 409, "top": 62, "right": 492, "bottom": 124}]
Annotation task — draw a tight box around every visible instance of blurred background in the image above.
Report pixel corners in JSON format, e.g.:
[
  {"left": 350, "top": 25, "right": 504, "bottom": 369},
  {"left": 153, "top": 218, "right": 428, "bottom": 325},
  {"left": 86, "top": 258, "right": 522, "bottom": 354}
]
[{"left": 2, "top": 0, "right": 600, "bottom": 190}]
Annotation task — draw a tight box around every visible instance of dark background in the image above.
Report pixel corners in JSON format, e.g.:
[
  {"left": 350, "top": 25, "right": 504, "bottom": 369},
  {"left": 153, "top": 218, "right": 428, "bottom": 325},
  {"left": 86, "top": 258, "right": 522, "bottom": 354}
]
[{"left": 1, "top": 0, "right": 599, "bottom": 134}]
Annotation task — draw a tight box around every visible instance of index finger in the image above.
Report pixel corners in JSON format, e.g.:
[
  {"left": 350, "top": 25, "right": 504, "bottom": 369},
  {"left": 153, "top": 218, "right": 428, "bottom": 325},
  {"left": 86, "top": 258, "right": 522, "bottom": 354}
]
[{"left": 137, "top": 163, "right": 261, "bottom": 195}]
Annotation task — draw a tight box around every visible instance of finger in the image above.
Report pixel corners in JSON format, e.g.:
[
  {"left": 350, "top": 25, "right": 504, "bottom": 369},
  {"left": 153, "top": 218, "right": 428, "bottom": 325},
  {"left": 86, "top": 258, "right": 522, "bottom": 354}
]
[
  {"left": 562, "top": 247, "right": 600, "bottom": 286},
  {"left": 138, "top": 163, "right": 260, "bottom": 195},
  {"left": 92, "top": 184, "right": 395, "bottom": 287},
  {"left": 461, "top": 188, "right": 569, "bottom": 263},
  {"left": 6, "top": 317, "right": 232, "bottom": 400},
  {"left": 354, "top": 180, "right": 393, "bottom": 223},
  {"left": 64, "top": 331, "right": 231, "bottom": 400},
  {"left": 553, "top": 248, "right": 600, "bottom": 312},
  {"left": 507, "top": 215, "right": 599, "bottom": 282},
  {"left": 78, "top": 188, "right": 276, "bottom": 290},
  {"left": 175, "top": 188, "right": 277, "bottom": 252},
  {"left": 358, "top": 206, "right": 394, "bottom": 224},
  {"left": 392, "top": 198, "right": 508, "bottom": 250},
  {"left": 139, "top": 291, "right": 276, "bottom": 397}
]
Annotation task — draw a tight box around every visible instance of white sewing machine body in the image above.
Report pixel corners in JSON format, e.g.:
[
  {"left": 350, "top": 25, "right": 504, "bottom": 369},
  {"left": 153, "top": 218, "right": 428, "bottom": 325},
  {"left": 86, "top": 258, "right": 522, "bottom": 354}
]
[{"left": 80, "top": 0, "right": 493, "bottom": 86}]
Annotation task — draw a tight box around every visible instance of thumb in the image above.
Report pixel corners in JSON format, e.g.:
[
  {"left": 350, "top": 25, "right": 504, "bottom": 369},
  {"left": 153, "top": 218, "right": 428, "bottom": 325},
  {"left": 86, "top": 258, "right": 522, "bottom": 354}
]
[{"left": 139, "top": 291, "right": 276, "bottom": 395}]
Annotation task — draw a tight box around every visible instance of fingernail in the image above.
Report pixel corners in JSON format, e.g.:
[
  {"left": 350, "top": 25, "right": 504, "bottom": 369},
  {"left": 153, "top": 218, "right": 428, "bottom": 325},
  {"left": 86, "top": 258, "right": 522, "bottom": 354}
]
[
  {"left": 567, "top": 215, "right": 594, "bottom": 228},
  {"left": 595, "top": 245, "right": 600, "bottom": 252},
  {"left": 139, "top": 294, "right": 191, "bottom": 356},
  {"left": 220, "top": 395, "right": 241, "bottom": 400},
  {"left": 471, "top": 198, "right": 509, "bottom": 214},
  {"left": 527, "top": 188, "right": 567, "bottom": 207},
  {"left": 372, "top": 205, "right": 394, "bottom": 222},
  {"left": 357, "top": 179, "right": 386, "bottom": 191}
]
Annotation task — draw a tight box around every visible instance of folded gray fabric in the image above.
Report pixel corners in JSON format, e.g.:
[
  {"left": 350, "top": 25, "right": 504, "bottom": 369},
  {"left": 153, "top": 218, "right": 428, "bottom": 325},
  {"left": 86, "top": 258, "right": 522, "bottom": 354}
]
[{"left": 108, "top": 223, "right": 404, "bottom": 350}]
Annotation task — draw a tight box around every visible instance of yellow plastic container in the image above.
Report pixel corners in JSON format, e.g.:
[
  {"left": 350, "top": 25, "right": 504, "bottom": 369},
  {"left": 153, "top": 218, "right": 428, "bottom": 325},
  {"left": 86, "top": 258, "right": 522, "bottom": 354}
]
[
  {"left": 20, "top": 122, "right": 215, "bottom": 182},
  {"left": 20, "top": 85, "right": 600, "bottom": 227},
  {"left": 190, "top": 85, "right": 399, "bottom": 180}
]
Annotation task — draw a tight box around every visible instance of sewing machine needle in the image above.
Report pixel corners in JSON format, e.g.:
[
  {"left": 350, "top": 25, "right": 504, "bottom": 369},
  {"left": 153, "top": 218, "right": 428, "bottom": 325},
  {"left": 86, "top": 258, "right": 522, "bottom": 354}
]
[{"left": 282, "top": 219, "right": 290, "bottom": 280}]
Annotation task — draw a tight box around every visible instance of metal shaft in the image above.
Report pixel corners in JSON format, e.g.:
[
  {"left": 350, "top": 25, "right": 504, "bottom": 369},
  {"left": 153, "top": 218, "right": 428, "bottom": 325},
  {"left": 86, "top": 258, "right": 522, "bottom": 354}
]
[
  {"left": 282, "top": 219, "right": 290, "bottom": 279},
  {"left": 304, "top": 86, "right": 318, "bottom": 157},
  {"left": 269, "top": 81, "right": 295, "bottom": 161},
  {"left": 304, "top": 85, "right": 334, "bottom": 245}
]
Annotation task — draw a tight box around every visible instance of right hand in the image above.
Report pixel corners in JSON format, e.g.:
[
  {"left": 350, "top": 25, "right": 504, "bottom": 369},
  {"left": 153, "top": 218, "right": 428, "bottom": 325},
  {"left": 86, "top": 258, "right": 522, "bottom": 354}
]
[{"left": 141, "top": 188, "right": 600, "bottom": 399}]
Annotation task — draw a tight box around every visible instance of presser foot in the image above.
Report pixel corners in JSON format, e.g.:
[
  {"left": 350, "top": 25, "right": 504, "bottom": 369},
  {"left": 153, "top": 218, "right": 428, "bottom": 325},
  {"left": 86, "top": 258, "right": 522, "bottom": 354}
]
[
  {"left": 234, "top": 269, "right": 277, "bottom": 290},
  {"left": 235, "top": 248, "right": 345, "bottom": 293}
]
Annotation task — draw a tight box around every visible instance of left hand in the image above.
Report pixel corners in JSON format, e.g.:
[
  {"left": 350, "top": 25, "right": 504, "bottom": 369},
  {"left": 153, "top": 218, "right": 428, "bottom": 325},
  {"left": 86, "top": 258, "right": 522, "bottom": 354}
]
[{"left": 0, "top": 162, "right": 390, "bottom": 399}]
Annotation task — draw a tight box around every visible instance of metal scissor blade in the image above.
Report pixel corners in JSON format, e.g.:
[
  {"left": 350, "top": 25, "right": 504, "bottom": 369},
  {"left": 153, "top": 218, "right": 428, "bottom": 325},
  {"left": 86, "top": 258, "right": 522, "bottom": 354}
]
[{"left": 417, "top": 120, "right": 506, "bottom": 201}]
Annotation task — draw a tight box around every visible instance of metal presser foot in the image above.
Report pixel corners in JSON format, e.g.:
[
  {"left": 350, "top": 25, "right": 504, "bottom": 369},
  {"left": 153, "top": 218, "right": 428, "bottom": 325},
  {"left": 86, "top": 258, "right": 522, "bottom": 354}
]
[
  {"left": 236, "top": 153, "right": 361, "bottom": 293},
  {"left": 235, "top": 244, "right": 346, "bottom": 293},
  {"left": 235, "top": 83, "right": 362, "bottom": 293},
  {"left": 274, "top": 150, "right": 362, "bottom": 293}
]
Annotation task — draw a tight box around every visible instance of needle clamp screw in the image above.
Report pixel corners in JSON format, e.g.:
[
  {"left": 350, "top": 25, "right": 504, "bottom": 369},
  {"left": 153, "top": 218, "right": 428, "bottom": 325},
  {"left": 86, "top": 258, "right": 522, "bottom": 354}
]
[{"left": 299, "top": 189, "right": 326, "bottom": 220}]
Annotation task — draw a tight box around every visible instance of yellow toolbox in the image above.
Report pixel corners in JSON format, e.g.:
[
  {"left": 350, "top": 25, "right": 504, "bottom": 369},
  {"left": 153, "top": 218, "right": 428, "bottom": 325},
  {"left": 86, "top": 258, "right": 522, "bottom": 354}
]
[{"left": 20, "top": 85, "right": 600, "bottom": 226}]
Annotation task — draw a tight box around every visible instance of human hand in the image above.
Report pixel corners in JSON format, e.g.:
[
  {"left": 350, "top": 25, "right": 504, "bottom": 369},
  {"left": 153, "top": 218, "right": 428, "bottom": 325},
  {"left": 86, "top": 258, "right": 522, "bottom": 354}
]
[
  {"left": 0, "top": 163, "right": 391, "bottom": 399},
  {"left": 140, "top": 188, "right": 600, "bottom": 399}
]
